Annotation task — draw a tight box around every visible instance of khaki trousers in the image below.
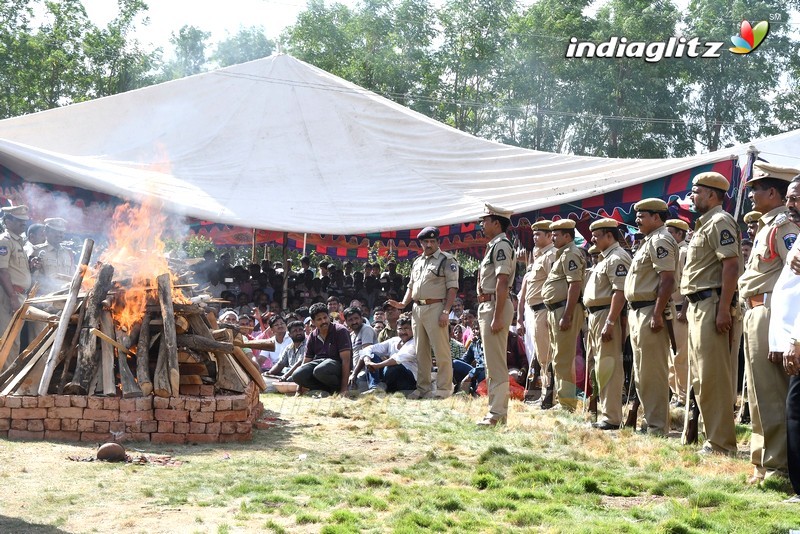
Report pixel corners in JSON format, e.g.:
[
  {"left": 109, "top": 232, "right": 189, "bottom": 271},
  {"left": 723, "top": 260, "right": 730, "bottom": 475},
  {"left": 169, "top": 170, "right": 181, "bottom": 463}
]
[
  {"left": 0, "top": 292, "right": 23, "bottom": 371},
  {"left": 548, "top": 305, "right": 582, "bottom": 411},
  {"left": 478, "top": 298, "right": 513, "bottom": 419},
  {"left": 743, "top": 303, "right": 789, "bottom": 473},
  {"left": 687, "top": 294, "right": 737, "bottom": 453},
  {"left": 531, "top": 307, "right": 551, "bottom": 393},
  {"left": 669, "top": 315, "right": 688, "bottom": 404},
  {"left": 587, "top": 309, "right": 624, "bottom": 426},
  {"left": 628, "top": 306, "right": 670, "bottom": 434},
  {"left": 412, "top": 302, "right": 454, "bottom": 397}
]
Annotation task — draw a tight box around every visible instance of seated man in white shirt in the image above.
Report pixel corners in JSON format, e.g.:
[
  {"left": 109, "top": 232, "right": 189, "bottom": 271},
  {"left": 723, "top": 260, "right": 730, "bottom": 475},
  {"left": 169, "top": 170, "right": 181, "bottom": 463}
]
[{"left": 360, "top": 315, "right": 417, "bottom": 394}]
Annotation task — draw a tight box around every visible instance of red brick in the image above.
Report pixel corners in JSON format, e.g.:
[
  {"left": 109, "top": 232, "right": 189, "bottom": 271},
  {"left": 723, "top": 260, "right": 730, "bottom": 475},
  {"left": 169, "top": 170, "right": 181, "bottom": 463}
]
[
  {"left": 109, "top": 421, "right": 125, "bottom": 433},
  {"left": 231, "top": 397, "right": 249, "bottom": 411},
  {"left": 141, "top": 420, "right": 158, "bottom": 433},
  {"left": 45, "top": 430, "right": 80, "bottom": 441},
  {"left": 94, "top": 421, "right": 110, "bottom": 433},
  {"left": 21, "top": 396, "right": 38, "bottom": 408},
  {"left": 103, "top": 397, "right": 120, "bottom": 410},
  {"left": 61, "top": 418, "right": 78, "bottom": 431},
  {"left": 87, "top": 397, "right": 105, "bottom": 410},
  {"left": 154, "top": 409, "right": 189, "bottom": 423},
  {"left": 179, "top": 385, "right": 200, "bottom": 396},
  {"left": 80, "top": 431, "right": 111, "bottom": 442},
  {"left": 27, "top": 420, "right": 44, "bottom": 432},
  {"left": 220, "top": 422, "right": 237, "bottom": 434},
  {"left": 54, "top": 395, "right": 71, "bottom": 407},
  {"left": 153, "top": 397, "right": 170, "bottom": 409},
  {"left": 189, "top": 422, "right": 206, "bottom": 434},
  {"left": 135, "top": 397, "right": 153, "bottom": 410},
  {"left": 0, "top": 431, "right": 7, "bottom": 438},
  {"left": 236, "top": 422, "right": 253, "bottom": 434},
  {"left": 174, "top": 422, "right": 190, "bottom": 434},
  {"left": 0, "top": 419, "right": 9, "bottom": 431},
  {"left": 214, "top": 410, "right": 248, "bottom": 423},
  {"left": 83, "top": 409, "right": 118, "bottom": 422},
  {"left": 12, "top": 408, "right": 47, "bottom": 419},
  {"left": 48, "top": 407, "right": 84, "bottom": 419},
  {"left": 190, "top": 411, "right": 213, "bottom": 423},
  {"left": 77, "top": 420, "right": 94, "bottom": 432},
  {"left": 184, "top": 399, "right": 201, "bottom": 412},
  {"left": 0, "top": 407, "right": 10, "bottom": 418},
  {"left": 10, "top": 419, "right": 27, "bottom": 430},
  {"left": 216, "top": 398, "right": 232, "bottom": 411},
  {"left": 168, "top": 398, "right": 185, "bottom": 410},
  {"left": 120, "top": 432, "right": 150, "bottom": 442},
  {"left": 200, "top": 399, "right": 216, "bottom": 412},
  {"left": 157, "top": 421, "right": 174, "bottom": 433},
  {"left": 188, "top": 433, "right": 219, "bottom": 443},
  {"left": 151, "top": 432, "right": 186, "bottom": 444},
  {"left": 199, "top": 385, "right": 214, "bottom": 397},
  {"left": 70, "top": 396, "right": 87, "bottom": 408},
  {"left": 219, "top": 432, "right": 251, "bottom": 443},
  {"left": 119, "top": 399, "right": 136, "bottom": 411},
  {"left": 205, "top": 422, "right": 220, "bottom": 434},
  {"left": 44, "top": 419, "right": 61, "bottom": 431},
  {"left": 37, "top": 396, "right": 55, "bottom": 408},
  {"left": 124, "top": 421, "right": 141, "bottom": 433},
  {"left": 5, "top": 397, "right": 22, "bottom": 408},
  {"left": 119, "top": 410, "right": 154, "bottom": 423},
  {"left": 8, "top": 429, "right": 44, "bottom": 440},
  {"left": 0, "top": 396, "right": 5, "bottom": 407}
]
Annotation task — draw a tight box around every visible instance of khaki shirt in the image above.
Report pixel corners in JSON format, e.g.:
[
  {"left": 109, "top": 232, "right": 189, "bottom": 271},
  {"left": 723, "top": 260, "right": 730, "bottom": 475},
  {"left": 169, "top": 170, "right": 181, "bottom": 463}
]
[
  {"left": 584, "top": 242, "right": 631, "bottom": 307},
  {"left": 479, "top": 233, "right": 515, "bottom": 295},
  {"left": 0, "top": 230, "right": 32, "bottom": 289},
  {"left": 738, "top": 206, "right": 799, "bottom": 298},
  {"left": 32, "top": 242, "right": 75, "bottom": 293},
  {"left": 624, "top": 225, "right": 677, "bottom": 302},
  {"left": 670, "top": 241, "right": 688, "bottom": 301},
  {"left": 409, "top": 249, "right": 459, "bottom": 301},
  {"left": 523, "top": 243, "right": 556, "bottom": 305},
  {"left": 542, "top": 242, "right": 585, "bottom": 304},
  {"left": 681, "top": 205, "right": 741, "bottom": 295}
]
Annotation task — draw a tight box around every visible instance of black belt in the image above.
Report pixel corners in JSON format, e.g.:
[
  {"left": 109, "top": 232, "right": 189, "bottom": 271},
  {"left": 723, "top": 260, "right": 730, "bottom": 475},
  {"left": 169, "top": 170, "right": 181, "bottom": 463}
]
[
  {"left": 545, "top": 300, "right": 566, "bottom": 311},
  {"left": 530, "top": 303, "right": 547, "bottom": 312},
  {"left": 686, "top": 289, "right": 717, "bottom": 303},
  {"left": 629, "top": 300, "right": 655, "bottom": 311},
  {"left": 586, "top": 304, "right": 610, "bottom": 314}
]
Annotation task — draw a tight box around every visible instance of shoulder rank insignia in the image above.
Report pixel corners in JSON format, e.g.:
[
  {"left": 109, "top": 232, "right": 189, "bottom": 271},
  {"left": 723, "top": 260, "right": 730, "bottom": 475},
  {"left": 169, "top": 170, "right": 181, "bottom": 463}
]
[
  {"left": 656, "top": 246, "right": 668, "bottom": 259},
  {"left": 775, "top": 213, "right": 788, "bottom": 225},
  {"left": 784, "top": 233, "right": 797, "bottom": 250},
  {"left": 496, "top": 249, "right": 507, "bottom": 261},
  {"left": 720, "top": 229, "right": 735, "bottom": 246},
  {"left": 568, "top": 260, "right": 578, "bottom": 271},
  {"left": 615, "top": 264, "right": 628, "bottom": 276}
]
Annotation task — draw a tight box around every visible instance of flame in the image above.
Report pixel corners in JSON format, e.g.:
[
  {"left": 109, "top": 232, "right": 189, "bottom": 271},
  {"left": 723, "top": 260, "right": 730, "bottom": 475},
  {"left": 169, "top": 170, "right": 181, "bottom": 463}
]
[{"left": 84, "top": 196, "right": 188, "bottom": 332}]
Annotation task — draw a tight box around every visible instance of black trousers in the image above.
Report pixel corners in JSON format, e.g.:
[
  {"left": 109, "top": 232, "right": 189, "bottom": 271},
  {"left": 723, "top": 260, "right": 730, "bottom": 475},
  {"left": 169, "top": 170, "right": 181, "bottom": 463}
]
[{"left": 788, "top": 375, "right": 800, "bottom": 494}]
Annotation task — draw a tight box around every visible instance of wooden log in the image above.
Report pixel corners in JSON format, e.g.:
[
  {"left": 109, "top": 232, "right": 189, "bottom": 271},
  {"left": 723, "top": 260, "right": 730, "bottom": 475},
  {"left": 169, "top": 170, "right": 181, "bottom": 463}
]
[
  {"left": 236, "top": 338, "right": 276, "bottom": 351},
  {"left": 98, "top": 311, "right": 117, "bottom": 396},
  {"left": 2, "top": 333, "right": 55, "bottom": 395},
  {"left": 38, "top": 238, "right": 93, "bottom": 395},
  {"left": 24, "top": 306, "right": 58, "bottom": 323},
  {"left": 63, "top": 263, "right": 114, "bottom": 395},
  {"left": 0, "top": 325, "right": 54, "bottom": 391},
  {"left": 105, "top": 319, "right": 142, "bottom": 399},
  {"left": 145, "top": 303, "right": 203, "bottom": 314},
  {"left": 206, "top": 310, "right": 218, "bottom": 329},
  {"left": 175, "top": 334, "right": 234, "bottom": 354},
  {"left": 178, "top": 350, "right": 202, "bottom": 363},
  {"left": 179, "top": 375, "right": 203, "bottom": 385},
  {"left": 179, "top": 363, "right": 209, "bottom": 375},
  {"left": 214, "top": 353, "right": 246, "bottom": 393},
  {"left": 231, "top": 346, "right": 267, "bottom": 391},
  {"left": 0, "top": 283, "right": 38, "bottom": 370},
  {"left": 57, "top": 300, "right": 85, "bottom": 394},
  {"left": 157, "top": 273, "right": 180, "bottom": 397},
  {"left": 136, "top": 313, "right": 153, "bottom": 396},
  {"left": 175, "top": 315, "right": 190, "bottom": 334},
  {"left": 153, "top": 336, "right": 171, "bottom": 398}
]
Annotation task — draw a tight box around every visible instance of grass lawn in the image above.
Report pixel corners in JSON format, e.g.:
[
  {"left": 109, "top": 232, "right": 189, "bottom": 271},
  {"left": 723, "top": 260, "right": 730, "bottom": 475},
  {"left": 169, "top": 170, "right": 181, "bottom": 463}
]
[{"left": 0, "top": 393, "right": 797, "bottom": 533}]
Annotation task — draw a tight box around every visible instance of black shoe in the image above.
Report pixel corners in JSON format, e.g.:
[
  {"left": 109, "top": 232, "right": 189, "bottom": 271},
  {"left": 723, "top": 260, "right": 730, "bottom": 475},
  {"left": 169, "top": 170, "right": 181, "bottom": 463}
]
[
  {"left": 592, "top": 420, "right": 619, "bottom": 431},
  {"left": 540, "top": 390, "right": 554, "bottom": 410}
]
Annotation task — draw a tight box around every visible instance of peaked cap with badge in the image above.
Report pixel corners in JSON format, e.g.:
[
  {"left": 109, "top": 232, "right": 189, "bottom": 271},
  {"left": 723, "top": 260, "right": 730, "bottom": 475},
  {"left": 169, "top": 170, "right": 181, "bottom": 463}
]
[
  {"left": 633, "top": 198, "right": 668, "bottom": 213},
  {"left": 482, "top": 203, "right": 513, "bottom": 221},
  {"left": 665, "top": 219, "right": 690, "bottom": 232},
  {"left": 750, "top": 162, "right": 800, "bottom": 184},
  {"left": 44, "top": 217, "right": 67, "bottom": 232},
  {"left": 1, "top": 205, "right": 30, "bottom": 221},
  {"left": 532, "top": 220, "right": 553, "bottom": 231},
  {"left": 743, "top": 211, "right": 763, "bottom": 224},
  {"left": 416, "top": 226, "right": 440, "bottom": 240},
  {"left": 549, "top": 219, "right": 576, "bottom": 231},
  {"left": 589, "top": 218, "right": 619, "bottom": 231},
  {"left": 692, "top": 172, "right": 730, "bottom": 192}
]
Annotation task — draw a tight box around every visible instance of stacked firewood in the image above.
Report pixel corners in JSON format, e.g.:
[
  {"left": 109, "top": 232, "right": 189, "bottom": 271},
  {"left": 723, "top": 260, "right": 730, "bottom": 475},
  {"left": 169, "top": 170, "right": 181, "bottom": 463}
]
[{"left": 0, "top": 239, "right": 269, "bottom": 397}]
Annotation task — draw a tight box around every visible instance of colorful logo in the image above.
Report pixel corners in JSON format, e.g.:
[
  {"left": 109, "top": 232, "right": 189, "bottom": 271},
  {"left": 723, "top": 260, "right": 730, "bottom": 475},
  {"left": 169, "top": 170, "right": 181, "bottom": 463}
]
[{"left": 729, "top": 20, "right": 769, "bottom": 54}]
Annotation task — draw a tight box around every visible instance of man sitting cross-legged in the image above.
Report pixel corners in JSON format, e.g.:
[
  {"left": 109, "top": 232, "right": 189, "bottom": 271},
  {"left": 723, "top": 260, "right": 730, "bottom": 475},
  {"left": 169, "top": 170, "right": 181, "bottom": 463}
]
[{"left": 360, "top": 314, "right": 417, "bottom": 395}]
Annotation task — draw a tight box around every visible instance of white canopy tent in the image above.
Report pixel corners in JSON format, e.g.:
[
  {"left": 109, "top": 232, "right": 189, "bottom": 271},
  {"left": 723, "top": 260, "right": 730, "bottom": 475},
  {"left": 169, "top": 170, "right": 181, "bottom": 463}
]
[{"left": 0, "top": 54, "right": 794, "bottom": 234}]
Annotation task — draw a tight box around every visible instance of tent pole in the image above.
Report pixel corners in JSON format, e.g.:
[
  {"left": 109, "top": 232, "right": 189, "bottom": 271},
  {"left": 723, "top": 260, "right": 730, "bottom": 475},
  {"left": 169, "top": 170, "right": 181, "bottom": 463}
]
[
  {"left": 734, "top": 149, "right": 757, "bottom": 222},
  {"left": 282, "top": 232, "right": 289, "bottom": 311},
  {"left": 303, "top": 233, "right": 307, "bottom": 255},
  {"left": 251, "top": 228, "right": 257, "bottom": 265}
]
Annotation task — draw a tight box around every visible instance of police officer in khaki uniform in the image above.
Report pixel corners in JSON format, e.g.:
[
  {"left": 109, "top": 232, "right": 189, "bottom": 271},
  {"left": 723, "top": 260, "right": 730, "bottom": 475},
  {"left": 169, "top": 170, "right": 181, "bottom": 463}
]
[
  {"left": 31, "top": 217, "right": 74, "bottom": 295},
  {"left": 665, "top": 219, "right": 690, "bottom": 406},
  {"left": 0, "top": 206, "right": 33, "bottom": 368},
  {"left": 517, "top": 220, "right": 556, "bottom": 405},
  {"left": 624, "top": 199, "right": 677, "bottom": 435},
  {"left": 738, "top": 162, "right": 800, "bottom": 482},
  {"left": 542, "top": 219, "right": 585, "bottom": 412},
  {"left": 744, "top": 210, "right": 763, "bottom": 242},
  {"left": 389, "top": 226, "right": 459, "bottom": 399},
  {"left": 476, "top": 204, "right": 515, "bottom": 425},
  {"left": 584, "top": 218, "right": 631, "bottom": 429},
  {"left": 681, "top": 172, "right": 742, "bottom": 455}
]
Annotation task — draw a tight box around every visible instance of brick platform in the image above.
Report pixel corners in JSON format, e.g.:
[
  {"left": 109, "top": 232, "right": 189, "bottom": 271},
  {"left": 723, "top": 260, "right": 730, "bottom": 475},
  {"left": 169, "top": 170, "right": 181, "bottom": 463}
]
[{"left": 0, "top": 382, "right": 262, "bottom": 444}]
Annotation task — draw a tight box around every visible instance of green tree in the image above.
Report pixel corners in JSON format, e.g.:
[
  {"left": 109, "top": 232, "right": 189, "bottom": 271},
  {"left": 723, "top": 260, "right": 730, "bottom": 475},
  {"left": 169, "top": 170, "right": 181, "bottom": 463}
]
[
  {"left": 283, "top": 0, "right": 356, "bottom": 76},
  {"left": 161, "top": 24, "right": 210, "bottom": 79},
  {"left": 212, "top": 26, "right": 275, "bottom": 68}
]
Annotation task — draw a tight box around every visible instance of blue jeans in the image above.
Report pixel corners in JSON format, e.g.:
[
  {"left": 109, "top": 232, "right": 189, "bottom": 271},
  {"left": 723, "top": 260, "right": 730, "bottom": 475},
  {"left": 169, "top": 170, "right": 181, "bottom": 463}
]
[{"left": 366, "top": 355, "right": 416, "bottom": 392}]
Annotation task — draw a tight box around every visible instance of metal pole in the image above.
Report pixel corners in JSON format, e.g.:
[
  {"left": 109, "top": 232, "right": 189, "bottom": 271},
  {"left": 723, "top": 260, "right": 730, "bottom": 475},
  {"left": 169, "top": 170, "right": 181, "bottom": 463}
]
[{"left": 282, "top": 232, "right": 289, "bottom": 311}]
